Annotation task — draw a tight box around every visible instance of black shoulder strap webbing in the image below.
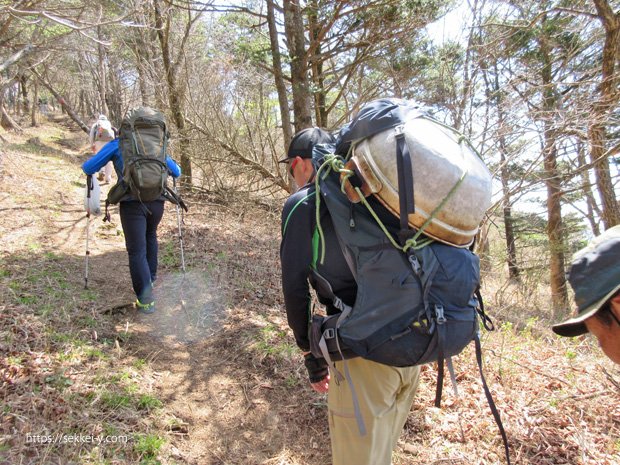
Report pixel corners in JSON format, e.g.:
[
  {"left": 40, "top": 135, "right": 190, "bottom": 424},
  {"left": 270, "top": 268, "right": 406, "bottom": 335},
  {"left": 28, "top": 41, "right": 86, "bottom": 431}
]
[
  {"left": 395, "top": 128, "right": 415, "bottom": 244},
  {"left": 475, "top": 334, "right": 511, "bottom": 465}
]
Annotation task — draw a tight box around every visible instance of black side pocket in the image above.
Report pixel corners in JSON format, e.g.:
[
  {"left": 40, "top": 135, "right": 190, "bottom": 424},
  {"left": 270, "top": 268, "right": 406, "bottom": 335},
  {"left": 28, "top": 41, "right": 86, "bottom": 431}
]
[
  {"left": 309, "top": 314, "right": 358, "bottom": 361},
  {"left": 106, "top": 181, "right": 128, "bottom": 205}
]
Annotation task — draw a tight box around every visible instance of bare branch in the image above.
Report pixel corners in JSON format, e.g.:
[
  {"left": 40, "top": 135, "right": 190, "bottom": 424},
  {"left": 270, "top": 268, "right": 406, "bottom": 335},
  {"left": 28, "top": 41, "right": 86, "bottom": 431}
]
[
  {"left": 184, "top": 116, "right": 289, "bottom": 192},
  {"left": 0, "top": 44, "right": 34, "bottom": 74}
]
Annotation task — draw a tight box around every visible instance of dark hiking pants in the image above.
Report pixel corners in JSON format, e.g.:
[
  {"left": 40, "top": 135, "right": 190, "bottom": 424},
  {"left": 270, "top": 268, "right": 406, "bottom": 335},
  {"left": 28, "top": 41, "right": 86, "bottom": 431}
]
[{"left": 119, "top": 200, "right": 165, "bottom": 305}]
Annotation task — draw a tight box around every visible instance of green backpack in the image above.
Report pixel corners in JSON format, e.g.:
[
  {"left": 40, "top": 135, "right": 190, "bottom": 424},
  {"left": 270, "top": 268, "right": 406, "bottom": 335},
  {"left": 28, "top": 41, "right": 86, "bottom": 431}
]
[{"left": 119, "top": 107, "right": 169, "bottom": 202}]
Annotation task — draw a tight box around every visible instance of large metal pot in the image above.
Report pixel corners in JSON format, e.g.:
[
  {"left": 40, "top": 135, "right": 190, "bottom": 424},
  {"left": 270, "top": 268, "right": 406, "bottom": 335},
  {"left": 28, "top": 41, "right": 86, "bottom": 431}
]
[{"left": 348, "top": 116, "right": 492, "bottom": 247}]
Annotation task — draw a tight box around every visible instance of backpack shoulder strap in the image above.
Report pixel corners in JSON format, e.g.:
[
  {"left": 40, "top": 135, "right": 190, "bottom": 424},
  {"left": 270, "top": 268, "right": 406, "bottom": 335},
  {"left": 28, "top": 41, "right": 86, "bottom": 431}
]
[{"left": 475, "top": 334, "right": 512, "bottom": 465}]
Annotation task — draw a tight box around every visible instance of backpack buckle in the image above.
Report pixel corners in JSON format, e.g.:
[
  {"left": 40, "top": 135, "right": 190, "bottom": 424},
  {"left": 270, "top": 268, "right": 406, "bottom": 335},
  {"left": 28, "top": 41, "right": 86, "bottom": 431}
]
[
  {"left": 408, "top": 254, "right": 421, "bottom": 274},
  {"left": 435, "top": 304, "right": 446, "bottom": 325},
  {"left": 332, "top": 296, "right": 345, "bottom": 312},
  {"left": 323, "top": 328, "right": 336, "bottom": 340}
]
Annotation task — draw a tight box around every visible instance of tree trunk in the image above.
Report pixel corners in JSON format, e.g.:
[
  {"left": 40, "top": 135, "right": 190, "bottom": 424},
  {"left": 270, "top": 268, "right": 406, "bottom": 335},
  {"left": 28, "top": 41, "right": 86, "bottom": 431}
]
[
  {"left": 78, "top": 90, "right": 85, "bottom": 118},
  {"left": 31, "top": 77, "right": 38, "bottom": 127},
  {"left": 577, "top": 140, "right": 601, "bottom": 235},
  {"left": 107, "top": 60, "right": 123, "bottom": 126},
  {"left": 96, "top": 7, "right": 109, "bottom": 116},
  {"left": 153, "top": 0, "right": 193, "bottom": 186},
  {"left": 307, "top": 0, "right": 326, "bottom": 127},
  {"left": 19, "top": 73, "right": 29, "bottom": 114},
  {"left": 543, "top": 134, "right": 567, "bottom": 318},
  {"left": 589, "top": 0, "right": 620, "bottom": 228},
  {"left": 136, "top": 54, "right": 151, "bottom": 107},
  {"left": 540, "top": 32, "right": 568, "bottom": 317},
  {"left": 500, "top": 152, "right": 519, "bottom": 280},
  {"left": 477, "top": 222, "right": 491, "bottom": 275},
  {"left": 454, "top": 0, "right": 480, "bottom": 132},
  {"left": 490, "top": 65, "right": 520, "bottom": 280},
  {"left": 283, "top": 0, "right": 312, "bottom": 131},
  {"left": 1, "top": 102, "right": 22, "bottom": 131},
  {"left": 267, "top": 0, "right": 293, "bottom": 154}
]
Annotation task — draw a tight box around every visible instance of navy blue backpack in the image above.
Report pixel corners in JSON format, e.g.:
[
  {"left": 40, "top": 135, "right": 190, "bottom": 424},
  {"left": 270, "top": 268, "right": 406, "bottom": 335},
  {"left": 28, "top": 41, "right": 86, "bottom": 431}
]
[{"left": 307, "top": 98, "right": 510, "bottom": 464}]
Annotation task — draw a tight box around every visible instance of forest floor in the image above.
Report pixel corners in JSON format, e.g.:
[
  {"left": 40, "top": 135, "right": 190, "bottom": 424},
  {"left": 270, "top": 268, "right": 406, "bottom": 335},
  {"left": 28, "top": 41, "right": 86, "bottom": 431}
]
[{"left": 1, "top": 115, "right": 619, "bottom": 465}]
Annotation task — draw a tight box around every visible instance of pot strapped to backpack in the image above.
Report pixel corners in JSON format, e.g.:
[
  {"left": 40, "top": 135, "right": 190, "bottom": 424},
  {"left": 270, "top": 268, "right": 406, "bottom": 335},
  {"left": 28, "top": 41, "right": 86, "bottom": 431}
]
[
  {"left": 305, "top": 98, "right": 511, "bottom": 463},
  {"left": 309, "top": 152, "right": 480, "bottom": 369},
  {"left": 309, "top": 148, "right": 509, "bottom": 464}
]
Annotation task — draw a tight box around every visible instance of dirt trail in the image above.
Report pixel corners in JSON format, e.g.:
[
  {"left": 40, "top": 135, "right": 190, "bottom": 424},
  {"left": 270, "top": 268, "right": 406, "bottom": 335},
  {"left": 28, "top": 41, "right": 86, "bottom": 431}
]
[
  {"left": 0, "top": 118, "right": 330, "bottom": 465},
  {"left": 2, "top": 118, "right": 620, "bottom": 465}
]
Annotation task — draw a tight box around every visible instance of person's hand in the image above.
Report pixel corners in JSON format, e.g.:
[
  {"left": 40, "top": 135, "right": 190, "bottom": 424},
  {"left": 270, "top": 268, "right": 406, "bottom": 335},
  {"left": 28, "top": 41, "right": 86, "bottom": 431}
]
[
  {"left": 304, "top": 353, "right": 329, "bottom": 392},
  {"left": 310, "top": 374, "right": 329, "bottom": 394}
]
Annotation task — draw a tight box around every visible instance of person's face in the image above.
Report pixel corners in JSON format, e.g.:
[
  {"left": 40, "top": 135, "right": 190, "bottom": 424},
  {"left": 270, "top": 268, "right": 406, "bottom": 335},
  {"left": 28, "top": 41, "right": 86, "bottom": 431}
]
[{"left": 584, "top": 295, "right": 620, "bottom": 364}]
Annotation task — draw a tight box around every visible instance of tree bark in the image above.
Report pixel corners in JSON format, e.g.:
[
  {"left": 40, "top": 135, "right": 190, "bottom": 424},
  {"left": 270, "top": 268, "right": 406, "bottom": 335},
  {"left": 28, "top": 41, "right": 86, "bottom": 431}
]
[
  {"left": 97, "top": 14, "right": 109, "bottom": 116},
  {"left": 577, "top": 140, "right": 602, "bottom": 235},
  {"left": 153, "top": 0, "right": 194, "bottom": 186},
  {"left": 540, "top": 31, "right": 568, "bottom": 317},
  {"left": 106, "top": 60, "right": 123, "bottom": 126},
  {"left": 267, "top": 0, "right": 293, "bottom": 154},
  {"left": 589, "top": 0, "right": 620, "bottom": 228},
  {"left": 0, "top": 102, "right": 22, "bottom": 131},
  {"left": 19, "top": 73, "right": 29, "bottom": 115},
  {"left": 283, "top": 0, "right": 312, "bottom": 131},
  {"left": 307, "top": 0, "right": 326, "bottom": 127},
  {"left": 31, "top": 76, "right": 38, "bottom": 127},
  {"left": 136, "top": 53, "right": 151, "bottom": 107},
  {"left": 489, "top": 64, "right": 520, "bottom": 280}
]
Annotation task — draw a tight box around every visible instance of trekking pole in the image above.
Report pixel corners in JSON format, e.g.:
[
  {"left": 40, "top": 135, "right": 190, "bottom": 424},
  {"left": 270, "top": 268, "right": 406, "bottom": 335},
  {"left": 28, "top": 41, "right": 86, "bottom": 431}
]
[
  {"left": 174, "top": 178, "right": 186, "bottom": 273},
  {"left": 84, "top": 175, "right": 92, "bottom": 289}
]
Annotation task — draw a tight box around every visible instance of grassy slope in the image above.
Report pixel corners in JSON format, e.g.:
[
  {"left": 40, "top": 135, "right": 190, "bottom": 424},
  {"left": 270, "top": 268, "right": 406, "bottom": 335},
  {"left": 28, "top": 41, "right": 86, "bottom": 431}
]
[{"left": 0, "top": 117, "right": 619, "bottom": 465}]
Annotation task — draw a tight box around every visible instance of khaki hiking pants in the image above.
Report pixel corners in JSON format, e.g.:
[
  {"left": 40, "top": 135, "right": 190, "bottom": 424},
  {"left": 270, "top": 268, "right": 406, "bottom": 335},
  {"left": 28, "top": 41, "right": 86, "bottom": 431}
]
[{"left": 328, "top": 357, "right": 420, "bottom": 465}]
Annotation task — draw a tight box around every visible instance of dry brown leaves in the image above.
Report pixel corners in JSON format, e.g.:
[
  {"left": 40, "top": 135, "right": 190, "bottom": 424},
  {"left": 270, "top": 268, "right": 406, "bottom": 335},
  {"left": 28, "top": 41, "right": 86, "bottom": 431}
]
[{"left": 1, "top": 117, "right": 619, "bottom": 465}]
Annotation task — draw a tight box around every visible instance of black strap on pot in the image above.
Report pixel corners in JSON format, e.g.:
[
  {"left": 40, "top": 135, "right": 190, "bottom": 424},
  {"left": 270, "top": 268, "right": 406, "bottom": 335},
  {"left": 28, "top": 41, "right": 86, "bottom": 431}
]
[{"left": 395, "top": 127, "right": 415, "bottom": 244}]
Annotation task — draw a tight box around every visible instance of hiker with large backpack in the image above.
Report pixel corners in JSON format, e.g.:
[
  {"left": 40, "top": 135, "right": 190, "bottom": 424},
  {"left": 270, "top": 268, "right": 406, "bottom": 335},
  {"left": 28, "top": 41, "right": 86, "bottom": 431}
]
[
  {"left": 282, "top": 99, "right": 512, "bottom": 464},
  {"left": 280, "top": 127, "right": 421, "bottom": 465},
  {"left": 88, "top": 114, "right": 116, "bottom": 184},
  {"left": 81, "top": 106, "right": 183, "bottom": 314}
]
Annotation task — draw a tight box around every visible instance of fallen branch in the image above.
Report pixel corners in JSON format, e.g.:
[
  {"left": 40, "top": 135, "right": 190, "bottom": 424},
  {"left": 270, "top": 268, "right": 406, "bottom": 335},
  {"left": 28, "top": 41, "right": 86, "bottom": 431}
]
[
  {"left": 601, "top": 366, "right": 620, "bottom": 391},
  {"left": 1, "top": 104, "right": 22, "bottom": 132},
  {"left": 30, "top": 68, "right": 89, "bottom": 134}
]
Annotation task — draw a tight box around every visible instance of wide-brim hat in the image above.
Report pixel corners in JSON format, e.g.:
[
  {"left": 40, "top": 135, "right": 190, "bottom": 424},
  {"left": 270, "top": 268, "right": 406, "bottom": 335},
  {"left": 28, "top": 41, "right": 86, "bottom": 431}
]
[
  {"left": 278, "top": 127, "right": 335, "bottom": 163},
  {"left": 552, "top": 225, "right": 620, "bottom": 337}
]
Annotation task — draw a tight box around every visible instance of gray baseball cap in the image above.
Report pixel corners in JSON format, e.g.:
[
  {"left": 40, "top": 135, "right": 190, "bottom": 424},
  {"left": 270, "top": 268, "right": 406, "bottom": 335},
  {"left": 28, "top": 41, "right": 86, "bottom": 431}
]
[{"left": 552, "top": 225, "right": 620, "bottom": 337}]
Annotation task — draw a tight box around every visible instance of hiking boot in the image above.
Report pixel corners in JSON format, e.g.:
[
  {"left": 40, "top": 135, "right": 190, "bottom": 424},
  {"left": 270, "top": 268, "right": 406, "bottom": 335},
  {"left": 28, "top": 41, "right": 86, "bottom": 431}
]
[{"left": 136, "top": 300, "right": 156, "bottom": 315}]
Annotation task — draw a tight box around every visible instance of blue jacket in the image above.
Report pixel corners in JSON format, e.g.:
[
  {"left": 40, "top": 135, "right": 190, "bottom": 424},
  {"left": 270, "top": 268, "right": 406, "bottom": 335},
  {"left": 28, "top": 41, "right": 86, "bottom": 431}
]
[
  {"left": 82, "top": 139, "right": 181, "bottom": 201},
  {"left": 82, "top": 139, "right": 181, "bottom": 178}
]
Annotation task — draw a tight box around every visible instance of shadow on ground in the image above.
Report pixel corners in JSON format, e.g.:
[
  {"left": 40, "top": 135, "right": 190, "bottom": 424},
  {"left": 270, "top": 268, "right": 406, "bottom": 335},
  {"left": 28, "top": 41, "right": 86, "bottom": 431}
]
[{"left": 1, "top": 220, "right": 330, "bottom": 465}]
